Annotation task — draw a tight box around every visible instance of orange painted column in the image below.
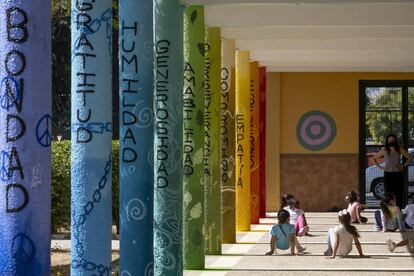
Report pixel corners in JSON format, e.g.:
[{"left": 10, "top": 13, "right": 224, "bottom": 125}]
[{"left": 250, "top": 62, "right": 260, "bottom": 224}]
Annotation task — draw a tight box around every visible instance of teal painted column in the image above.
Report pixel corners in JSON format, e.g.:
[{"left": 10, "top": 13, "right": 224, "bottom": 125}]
[
  {"left": 204, "top": 27, "right": 221, "bottom": 255},
  {"left": 71, "top": 1, "right": 113, "bottom": 275},
  {"left": 183, "top": 5, "right": 205, "bottom": 269},
  {"left": 119, "top": 0, "right": 154, "bottom": 275},
  {"left": 153, "top": 0, "right": 184, "bottom": 275},
  {"left": 0, "top": 1, "right": 51, "bottom": 274}
]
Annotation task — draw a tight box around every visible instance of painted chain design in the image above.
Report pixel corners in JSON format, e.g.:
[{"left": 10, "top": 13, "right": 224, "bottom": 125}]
[{"left": 72, "top": 153, "right": 112, "bottom": 275}]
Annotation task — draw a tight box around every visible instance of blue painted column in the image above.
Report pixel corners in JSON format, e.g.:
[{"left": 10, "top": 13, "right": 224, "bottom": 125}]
[
  {"left": 0, "top": 1, "right": 51, "bottom": 275},
  {"left": 71, "top": 1, "right": 113, "bottom": 275},
  {"left": 153, "top": 0, "right": 184, "bottom": 275},
  {"left": 119, "top": 0, "right": 154, "bottom": 275}
]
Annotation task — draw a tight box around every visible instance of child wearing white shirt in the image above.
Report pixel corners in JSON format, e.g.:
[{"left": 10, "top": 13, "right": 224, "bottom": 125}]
[
  {"left": 323, "top": 210, "right": 364, "bottom": 258},
  {"left": 402, "top": 203, "right": 414, "bottom": 229}
]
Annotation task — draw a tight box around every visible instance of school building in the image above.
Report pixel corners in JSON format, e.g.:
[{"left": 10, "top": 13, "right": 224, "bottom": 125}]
[{"left": 194, "top": 0, "right": 414, "bottom": 211}]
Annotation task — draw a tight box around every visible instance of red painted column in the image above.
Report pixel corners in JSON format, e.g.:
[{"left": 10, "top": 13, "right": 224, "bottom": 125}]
[{"left": 259, "top": 67, "right": 267, "bottom": 218}]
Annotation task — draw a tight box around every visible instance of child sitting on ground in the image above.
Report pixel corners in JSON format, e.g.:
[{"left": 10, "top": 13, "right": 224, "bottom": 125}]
[
  {"left": 265, "top": 209, "right": 306, "bottom": 255},
  {"left": 284, "top": 197, "right": 310, "bottom": 236},
  {"left": 386, "top": 238, "right": 414, "bottom": 253},
  {"left": 402, "top": 202, "right": 414, "bottom": 229},
  {"left": 324, "top": 209, "right": 364, "bottom": 258},
  {"left": 346, "top": 190, "right": 368, "bottom": 223},
  {"left": 374, "top": 193, "right": 404, "bottom": 232}
]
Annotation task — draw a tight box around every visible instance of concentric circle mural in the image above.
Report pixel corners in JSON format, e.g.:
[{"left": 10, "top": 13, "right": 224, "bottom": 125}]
[{"left": 296, "top": 110, "right": 337, "bottom": 151}]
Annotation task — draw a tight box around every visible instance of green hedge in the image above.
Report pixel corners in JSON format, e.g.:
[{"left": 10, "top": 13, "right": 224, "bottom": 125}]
[{"left": 51, "top": 140, "right": 120, "bottom": 233}]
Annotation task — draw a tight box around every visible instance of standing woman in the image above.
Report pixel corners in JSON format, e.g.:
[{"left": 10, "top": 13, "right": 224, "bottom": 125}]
[{"left": 373, "top": 134, "right": 412, "bottom": 208}]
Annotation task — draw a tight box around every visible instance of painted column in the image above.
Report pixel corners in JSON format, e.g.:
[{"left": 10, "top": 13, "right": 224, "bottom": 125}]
[
  {"left": 119, "top": 0, "right": 153, "bottom": 275},
  {"left": 250, "top": 62, "right": 260, "bottom": 224},
  {"left": 153, "top": 0, "right": 184, "bottom": 275},
  {"left": 71, "top": 1, "right": 113, "bottom": 275},
  {"left": 204, "top": 26, "right": 221, "bottom": 255},
  {"left": 220, "top": 38, "right": 236, "bottom": 243},
  {"left": 235, "top": 50, "right": 251, "bottom": 231},
  {"left": 0, "top": 2, "right": 51, "bottom": 275},
  {"left": 259, "top": 67, "right": 267, "bottom": 218},
  {"left": 183, "top": 6, "right": 205, "bottom": 269}
]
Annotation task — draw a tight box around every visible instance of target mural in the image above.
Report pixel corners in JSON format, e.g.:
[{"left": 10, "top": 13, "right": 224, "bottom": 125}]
[{"left": 296, "top": 111, "right": 337, "bottom": 151}]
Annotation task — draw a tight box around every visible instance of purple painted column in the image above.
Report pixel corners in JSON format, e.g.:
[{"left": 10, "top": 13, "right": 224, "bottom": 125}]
[{"left": 0, "top": 1, "right": 52, "bottom": 275}]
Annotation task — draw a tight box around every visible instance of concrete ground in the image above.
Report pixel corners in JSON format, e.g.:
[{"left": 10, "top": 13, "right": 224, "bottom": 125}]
[{"left": 185, "top": 210, "right": 414, "bottom": 275}]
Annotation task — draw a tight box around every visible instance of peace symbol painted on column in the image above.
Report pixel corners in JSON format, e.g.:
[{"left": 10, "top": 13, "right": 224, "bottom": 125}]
[
  {"left": 36, "top": 114, "right": 52, "bottom": 147},
  {"left": 12, "top": 233, "right": 36, "bottom": 264}
]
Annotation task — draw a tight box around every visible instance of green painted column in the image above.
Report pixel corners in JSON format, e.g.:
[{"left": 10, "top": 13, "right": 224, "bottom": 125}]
[
  {"left": 183, "top": 5, "right": 205, "bottom": 269},
  {"left": 220, "top": 38, "right": 236, "bottom": 243},
  {"left": 153, "top": 0, "right": 184, "bottom": 275},
  {"left": 204, "top": 27, "right": 222, "bottom": 255}
]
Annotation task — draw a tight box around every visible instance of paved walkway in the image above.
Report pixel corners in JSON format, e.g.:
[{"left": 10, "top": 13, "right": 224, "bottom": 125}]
[
  {"left": 51, "top": 210, "right": 414, "bottom": 275},
  {"left": 185, "top": 210, "right": 414, "bottom": 275}
]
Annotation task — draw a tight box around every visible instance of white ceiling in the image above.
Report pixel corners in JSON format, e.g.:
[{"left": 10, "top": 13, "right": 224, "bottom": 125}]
[{"left": 180, "top": 1, "right": 414, "bottom": 72}]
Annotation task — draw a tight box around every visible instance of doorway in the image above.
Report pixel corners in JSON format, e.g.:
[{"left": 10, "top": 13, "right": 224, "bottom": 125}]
[{"left": 360, "top": 80, "right": 414, "bottom": 207}]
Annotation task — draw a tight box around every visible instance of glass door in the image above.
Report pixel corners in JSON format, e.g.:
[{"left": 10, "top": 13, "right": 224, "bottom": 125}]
[{"left": 360, "top": 81, "right": 414, "bottom": 207}]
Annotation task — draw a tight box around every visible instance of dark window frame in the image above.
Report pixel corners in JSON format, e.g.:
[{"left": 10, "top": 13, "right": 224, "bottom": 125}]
[{"left": 359, "top": 80, "right": 414, "bottom": 206}]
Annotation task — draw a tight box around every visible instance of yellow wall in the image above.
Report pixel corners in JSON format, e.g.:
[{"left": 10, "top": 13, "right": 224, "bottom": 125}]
[
  {"left": 266, "top": 73, "right": 281, "bottom": 211},
  {"left": 280, "top": 72, "right": 414, "bottom": 154},
  {"left": 265, "top": 72, "right": 414, "bottom": 211}
]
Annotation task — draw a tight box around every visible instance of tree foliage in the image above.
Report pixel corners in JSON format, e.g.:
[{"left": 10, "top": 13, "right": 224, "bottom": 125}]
[
  {"left": 52, "top": 0, "right": 71, "bottom": 138},
  {"left": 366, "top": 88, "right": 414, "bottom": 145}
]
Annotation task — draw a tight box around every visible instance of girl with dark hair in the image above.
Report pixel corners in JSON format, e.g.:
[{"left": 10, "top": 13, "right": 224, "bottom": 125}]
[
  {"left": 284, "top": 197, "right": 310, "bottom": 236},
  {"left": 323, "top": 210, "right": 364, "bottom": 258},
  {"left": 372, "top": 134, "right": 412, "bottom": 208},
  {"left": 374, "top": 193, "right": 404, "bottom": 232},
  {"left": 265, "top": 209, "right": 306, "bottom": 255},
  {"left": 346, "top": 191, "right": 368, "bottom": 223},
  {"left": 280, "top": 193, "right": 294, "bottom": 210}
]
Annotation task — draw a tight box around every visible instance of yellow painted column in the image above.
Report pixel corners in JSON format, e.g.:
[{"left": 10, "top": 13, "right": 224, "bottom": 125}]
[
  {"left": 249, "top": 61, "right": 260, "bottom": 224},
  {"left": 235, "top": 50, "right": 251, "bottom": 231}
]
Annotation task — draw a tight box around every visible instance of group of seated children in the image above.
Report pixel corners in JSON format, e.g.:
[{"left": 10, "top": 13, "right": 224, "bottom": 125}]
[
  {"left": 383, "top": 195, "right": 414, "bottom": 253},
  {"left": 266, "top": 191, "right": 414, "bottom": 257}
]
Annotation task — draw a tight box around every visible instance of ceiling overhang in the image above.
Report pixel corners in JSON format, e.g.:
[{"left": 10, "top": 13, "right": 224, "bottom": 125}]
[{"left": 180, "top": 1, "right": 414, "bottom": 72}]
